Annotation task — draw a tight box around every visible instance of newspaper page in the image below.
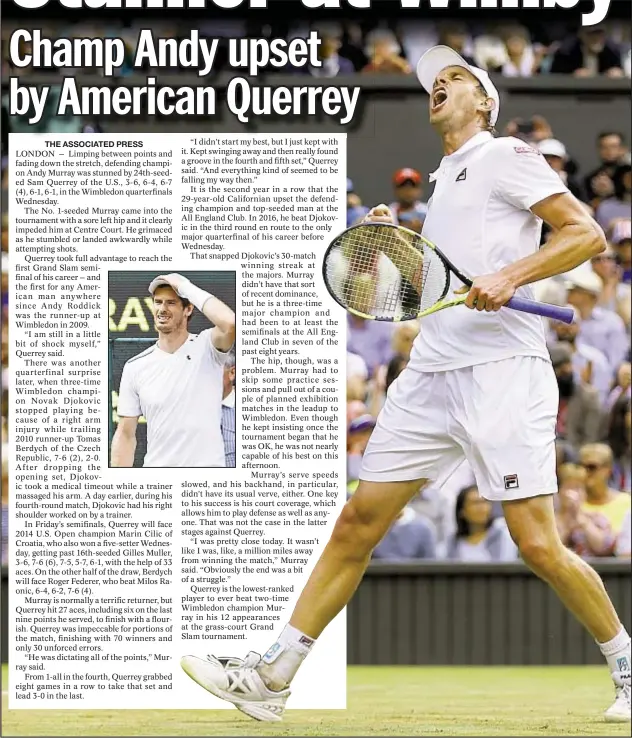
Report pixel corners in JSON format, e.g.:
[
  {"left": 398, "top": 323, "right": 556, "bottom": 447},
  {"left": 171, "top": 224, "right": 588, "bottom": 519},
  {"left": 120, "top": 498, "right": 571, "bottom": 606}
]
[{"left": 8, "top": 132, "right": 347, "bottom": 709}]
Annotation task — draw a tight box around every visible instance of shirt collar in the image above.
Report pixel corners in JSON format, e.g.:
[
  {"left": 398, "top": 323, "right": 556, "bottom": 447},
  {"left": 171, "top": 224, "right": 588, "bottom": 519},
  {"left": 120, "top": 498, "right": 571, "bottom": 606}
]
[
  {"left": 222, "top": 389, "right": 235, "bottom": 408},
  {"left": 430, "top": 132, "right": 493, "bottom": 182}
]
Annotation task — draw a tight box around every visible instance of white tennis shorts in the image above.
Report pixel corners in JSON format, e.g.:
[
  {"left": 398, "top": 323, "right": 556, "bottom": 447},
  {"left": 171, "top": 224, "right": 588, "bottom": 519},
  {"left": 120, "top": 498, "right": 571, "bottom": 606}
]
[{"left": 360, "top": 356, "right": 558, "bottom": 502}]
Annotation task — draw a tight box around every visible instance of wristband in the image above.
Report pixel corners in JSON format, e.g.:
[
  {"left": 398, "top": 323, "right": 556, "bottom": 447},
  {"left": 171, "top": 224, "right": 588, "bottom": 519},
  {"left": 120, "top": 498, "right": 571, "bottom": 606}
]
[{"left": 179, "top": 282, "right": 213, "bottom": 312}]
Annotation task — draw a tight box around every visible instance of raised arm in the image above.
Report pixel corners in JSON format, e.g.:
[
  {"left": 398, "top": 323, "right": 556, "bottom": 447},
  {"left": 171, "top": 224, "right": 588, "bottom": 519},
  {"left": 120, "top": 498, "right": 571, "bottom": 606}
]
[{"left": 151, "top": 274, "right": 236, "bottom": 352}]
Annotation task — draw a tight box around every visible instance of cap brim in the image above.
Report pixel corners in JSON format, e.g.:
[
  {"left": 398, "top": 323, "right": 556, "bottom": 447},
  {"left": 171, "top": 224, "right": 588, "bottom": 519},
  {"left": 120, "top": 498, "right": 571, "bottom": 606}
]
[
  {"left": 148, "top": 277, "right": 172, "bottom": 295},
  {"left": 416, "top": 45, "right": 471, "bottom": 94}
]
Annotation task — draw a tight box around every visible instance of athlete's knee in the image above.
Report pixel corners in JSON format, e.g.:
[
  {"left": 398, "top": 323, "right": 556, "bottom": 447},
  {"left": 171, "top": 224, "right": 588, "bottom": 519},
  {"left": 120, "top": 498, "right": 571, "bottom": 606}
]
[
  {"left": 331, "top": 497, "right": 385, "bottom": 557},
  {"left": 516, "top": 532, "right": 566, "bottom": 574}
]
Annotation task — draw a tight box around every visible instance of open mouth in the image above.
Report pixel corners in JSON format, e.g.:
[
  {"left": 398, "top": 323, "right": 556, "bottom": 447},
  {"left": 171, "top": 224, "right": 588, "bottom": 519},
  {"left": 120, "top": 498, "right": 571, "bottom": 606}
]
[
  {"left": 157, "top": 315, "right": 171, "bottom": 324},
  {"left": 431, "top": 88, "right": 448, "bottom": 112}
]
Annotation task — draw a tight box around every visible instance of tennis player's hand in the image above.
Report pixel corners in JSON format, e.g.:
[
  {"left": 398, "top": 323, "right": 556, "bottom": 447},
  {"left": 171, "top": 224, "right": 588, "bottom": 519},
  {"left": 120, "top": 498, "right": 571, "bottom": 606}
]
[
  {"left": 155, "top": 273, "right": 190, "bottom": 296},
  {"left": 455, "top": 273, "right": 516, "bottom": 312},
  {"left": 364, "top": 204, "right": 395, "bottom": 225}
]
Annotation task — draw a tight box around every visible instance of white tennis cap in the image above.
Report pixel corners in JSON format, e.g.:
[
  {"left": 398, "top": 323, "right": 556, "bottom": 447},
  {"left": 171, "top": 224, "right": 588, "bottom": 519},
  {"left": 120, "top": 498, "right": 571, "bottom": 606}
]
[
  {"left": 538, "top": 139, "right": 567, "bottom": 159},
  {"left": 148, "top": 277, "right": 175, "bottom": 295},
  {"left": 416, "top": 45, "right": 500, "bottom": 126}
]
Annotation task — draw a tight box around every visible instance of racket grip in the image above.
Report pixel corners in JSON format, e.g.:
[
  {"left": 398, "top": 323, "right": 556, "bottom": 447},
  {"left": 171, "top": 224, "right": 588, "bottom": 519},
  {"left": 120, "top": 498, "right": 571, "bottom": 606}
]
[{"left": 506, "top": 296, "right": 574, "bottom": 324}]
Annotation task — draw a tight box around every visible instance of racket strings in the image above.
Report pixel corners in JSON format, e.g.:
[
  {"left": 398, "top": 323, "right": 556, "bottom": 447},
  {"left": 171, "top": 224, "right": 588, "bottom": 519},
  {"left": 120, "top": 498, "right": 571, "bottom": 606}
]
[{"left": 324, "top": 225, "right": 450, "bottom": 321}]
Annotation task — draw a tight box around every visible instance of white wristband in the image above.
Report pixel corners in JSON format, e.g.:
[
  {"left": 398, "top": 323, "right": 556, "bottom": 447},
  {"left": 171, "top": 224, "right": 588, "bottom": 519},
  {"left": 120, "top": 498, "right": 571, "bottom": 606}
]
[{"left": 180, "top": 283, "right": 213, "bottom": 312}]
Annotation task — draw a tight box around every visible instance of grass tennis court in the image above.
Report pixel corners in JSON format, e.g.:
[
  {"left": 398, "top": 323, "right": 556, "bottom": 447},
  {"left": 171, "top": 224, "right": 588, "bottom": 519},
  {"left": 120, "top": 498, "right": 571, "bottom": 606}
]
[{"left": 2, "top": 664, "right": 630, "bottom": 736}]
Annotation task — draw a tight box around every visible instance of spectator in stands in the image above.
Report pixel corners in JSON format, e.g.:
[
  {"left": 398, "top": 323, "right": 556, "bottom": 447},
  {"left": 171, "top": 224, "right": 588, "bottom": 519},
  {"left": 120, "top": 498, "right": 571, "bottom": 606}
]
[
  {"left": 591, "top": 245, "right": 631, "bottom": 330},
  {"left": 347, "top": 314, "right": 394, "bottom": 378},
  {"left": 1, "top": 451, "right": 7, "bottom": 566},
  {"left": 391, "top": 322, "right": 420, "bottom": 362},
  {"left": 609, "top": 219, "right": 631, "bottom": 285},
  {"left": 584, "top": 132, "right": 628, "bottom": 208},
  {"left": 389, "top": 168, "right": 428, "bottom": 230},
  {"left": 537, "top": 138, "right": 584, "bottom": 200},
  {"left": 596, "top": 163, "right": 632, "bottom": 231},
  {"left": 565, "top": 270, "right": 628, "bottom": 373},
  {"left": 550, "top": 25, "right": 624, "bottom": 77},
  {"left": 437, "top": 21, "right": 476, "bottom": 65},
  {"left": 293, "top": 22, "right": 354, "bottom": 77},
  {"left": 606, "top": 395, "right": 631, "bottom": 493},
  {"left": 549, "top": 308, "right": 612, "bottom": 405},
  {"left": 549, "top": 343, "right": 603, "bottom": 454},
  {"left": 362, "top": 28, "right": 411, "bottom": 74},
  {"left": 372, "top": 505, "right": 437, "bottom": 561},
  {"left": 347, "top": 413, "right": 375, "bottom": 486},
  {"left": 346, "top": 179, "right": 369, "bottom": 227},
  {"left": 616, "top": 509, "right": 631, "bottom": 557},
  {"left": 220, "top": 352, "right": 236, "bottom": 468},
  {"left": 607, "top": 361, "right": 632, "bottom": 411},
  {"left": 347, "top": 351, "right": 369, "bottom": 402},
  {"left": 339, "top": 22, "right": 368, "bottom": 72},
  {"left": 494, "top": 24, "right": 545, "bottom": 77},
  {"left": 556, "top": 463, "right": 617, "bottom": 558},
  {"left": 445, "top": 485, "right": 517, "bottom": 562},
  {"left": 579, "top": 441, "right": 631, "bottom": 532}
]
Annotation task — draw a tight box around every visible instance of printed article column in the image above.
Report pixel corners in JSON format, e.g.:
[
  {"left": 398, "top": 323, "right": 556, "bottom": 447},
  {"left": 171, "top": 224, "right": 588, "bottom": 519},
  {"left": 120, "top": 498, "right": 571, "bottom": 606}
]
[{"left": 8, "top": 133, "right": 346, "bottom": 709}]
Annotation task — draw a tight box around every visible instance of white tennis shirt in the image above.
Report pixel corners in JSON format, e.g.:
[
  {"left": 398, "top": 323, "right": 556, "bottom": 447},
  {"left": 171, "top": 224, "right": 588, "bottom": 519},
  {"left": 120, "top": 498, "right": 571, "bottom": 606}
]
[
  {"left": 410, "top": 132, "right": 569, "bottom": 373},
  {"left": 117, "top": 329, "right": 230, "bottom": 467}
]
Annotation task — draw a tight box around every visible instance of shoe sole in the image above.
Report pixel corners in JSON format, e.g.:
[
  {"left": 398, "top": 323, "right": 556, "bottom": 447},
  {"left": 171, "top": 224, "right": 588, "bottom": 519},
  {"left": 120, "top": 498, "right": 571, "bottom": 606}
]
[
  {"left": 604, "top": 714, "right": 631, "bottom": 723},
  {"left": 180, "top": 658, "right": 284, "bottom": 722}
]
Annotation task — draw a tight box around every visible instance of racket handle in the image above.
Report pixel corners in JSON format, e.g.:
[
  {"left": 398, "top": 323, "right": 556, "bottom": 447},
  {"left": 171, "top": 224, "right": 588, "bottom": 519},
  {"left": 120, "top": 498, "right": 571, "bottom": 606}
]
[{"left": 506, "top": 296, "right": 574, "bottom": 324}]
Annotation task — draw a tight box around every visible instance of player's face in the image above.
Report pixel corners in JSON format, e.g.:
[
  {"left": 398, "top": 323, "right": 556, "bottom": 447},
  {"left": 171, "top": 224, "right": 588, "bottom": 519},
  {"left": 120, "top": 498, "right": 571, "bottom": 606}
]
[
  {"left": 429, "top": 66, "right": 486, "bottom": 129},
  {"left": 152, "top": 286, "right": 190, "bottom": 334}
]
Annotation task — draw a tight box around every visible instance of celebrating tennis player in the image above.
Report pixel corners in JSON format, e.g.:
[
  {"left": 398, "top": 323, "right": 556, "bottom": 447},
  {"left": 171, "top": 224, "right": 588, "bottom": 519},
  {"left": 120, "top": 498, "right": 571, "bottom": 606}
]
[
  {"left": 110, "top": 273, "right": 235, "bottom": 468},
  {"left": 181, "top": 47, "right": 631, "bottom": 722}
]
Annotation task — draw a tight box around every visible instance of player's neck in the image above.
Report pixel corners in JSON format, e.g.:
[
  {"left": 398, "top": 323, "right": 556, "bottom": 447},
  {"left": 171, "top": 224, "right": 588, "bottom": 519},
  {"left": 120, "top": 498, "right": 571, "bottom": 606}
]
[
  {"left": 441, "top": 122, "right": 485, "bottom": 156},
  {"left": 157, "top": 329, "right": 189, "bottom": 354}
]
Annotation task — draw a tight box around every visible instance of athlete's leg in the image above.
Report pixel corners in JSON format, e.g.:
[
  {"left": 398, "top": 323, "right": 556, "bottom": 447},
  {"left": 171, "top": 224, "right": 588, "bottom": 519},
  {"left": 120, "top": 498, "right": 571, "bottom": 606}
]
[
  {"left": 459, "top": 356, "right": 629, "bottom": 722},
  {"left": 503, "top": 494, "right": 631, "bottom": 722},
  {"left": 256, "top": 477, "right": 423, "bottom": 690},
  {"left": 503, "top": 494, "right": 623, "bottom": 642}
]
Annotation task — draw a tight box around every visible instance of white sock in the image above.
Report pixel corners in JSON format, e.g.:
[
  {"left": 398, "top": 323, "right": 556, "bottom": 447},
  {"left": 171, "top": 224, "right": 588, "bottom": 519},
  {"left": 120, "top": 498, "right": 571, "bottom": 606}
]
[
  {"left": 598, "top": 626, "right": 631, "bottom": 678},
  {"left": 256, "top": 624, "right": 315, "bottom": 691}
]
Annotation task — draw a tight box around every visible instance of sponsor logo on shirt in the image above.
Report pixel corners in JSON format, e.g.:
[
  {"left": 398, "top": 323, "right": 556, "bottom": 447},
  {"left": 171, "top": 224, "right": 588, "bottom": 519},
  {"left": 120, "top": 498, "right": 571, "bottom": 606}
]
[
  {"left": 456, "top": 168, "right": 467, "bottom": 182},
  {"left": 504, "top": 474, "right": 520, "bottom": 489},
  {"left": 514, "top": 146, "right": 540, "bottom": 156}
]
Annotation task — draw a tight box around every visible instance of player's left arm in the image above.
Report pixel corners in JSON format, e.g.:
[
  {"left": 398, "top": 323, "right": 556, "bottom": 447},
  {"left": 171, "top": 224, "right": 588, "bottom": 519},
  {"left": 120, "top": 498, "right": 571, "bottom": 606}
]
[{"left": 153, "top": 273, "right": 236, "bottom": 351}]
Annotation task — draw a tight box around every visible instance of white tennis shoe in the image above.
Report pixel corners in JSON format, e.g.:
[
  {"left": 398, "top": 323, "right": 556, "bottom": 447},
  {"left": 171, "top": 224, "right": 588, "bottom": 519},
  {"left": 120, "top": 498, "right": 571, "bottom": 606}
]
[
  {"left": 604, "top": 672, "right": 631, "bottom": 723},
  {"left": 180, "top": 652, "right": 289, "bottom": 722}
]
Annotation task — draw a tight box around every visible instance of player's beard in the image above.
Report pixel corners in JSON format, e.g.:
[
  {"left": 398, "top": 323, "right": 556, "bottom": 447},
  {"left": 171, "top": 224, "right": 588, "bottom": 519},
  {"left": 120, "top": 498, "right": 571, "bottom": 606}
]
[{"left": 155, "top": 313, "right": 186, "bottom": 334}]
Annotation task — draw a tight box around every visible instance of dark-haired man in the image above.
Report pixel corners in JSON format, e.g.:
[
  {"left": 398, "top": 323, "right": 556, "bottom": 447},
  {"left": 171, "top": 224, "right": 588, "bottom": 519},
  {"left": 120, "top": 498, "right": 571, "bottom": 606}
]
[{"left": 111, "top": 274, "right": 235, "bottom": 468}]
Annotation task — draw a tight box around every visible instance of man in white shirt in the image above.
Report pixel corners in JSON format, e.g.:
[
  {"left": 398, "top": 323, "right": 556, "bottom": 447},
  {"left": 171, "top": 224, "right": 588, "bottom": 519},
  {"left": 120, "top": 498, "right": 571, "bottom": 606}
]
[
  {"left": 181, "top": 47, "right": 631, "bottom": 724},
  {"left": 111, "top": 274, "right": 235, "bottom": 468}
]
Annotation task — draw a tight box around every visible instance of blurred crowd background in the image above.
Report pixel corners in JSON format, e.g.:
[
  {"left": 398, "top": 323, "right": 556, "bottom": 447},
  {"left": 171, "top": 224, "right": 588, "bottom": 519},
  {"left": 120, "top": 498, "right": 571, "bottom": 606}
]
[{"left": 1, "top": 18, "right": 631, "bottom": 566}]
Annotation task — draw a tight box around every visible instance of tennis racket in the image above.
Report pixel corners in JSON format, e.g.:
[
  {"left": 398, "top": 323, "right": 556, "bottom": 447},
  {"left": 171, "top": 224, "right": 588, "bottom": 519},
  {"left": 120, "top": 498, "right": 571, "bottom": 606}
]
[{"left": 322, "top": 222, "right": 574, "bottom": 324}]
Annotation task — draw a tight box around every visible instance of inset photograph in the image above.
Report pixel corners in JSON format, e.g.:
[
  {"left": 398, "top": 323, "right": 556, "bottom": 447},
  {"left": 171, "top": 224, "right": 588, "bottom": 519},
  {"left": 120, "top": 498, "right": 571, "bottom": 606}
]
[{"left": 108, "top": 271, "right": 236, "bottom": 468}]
